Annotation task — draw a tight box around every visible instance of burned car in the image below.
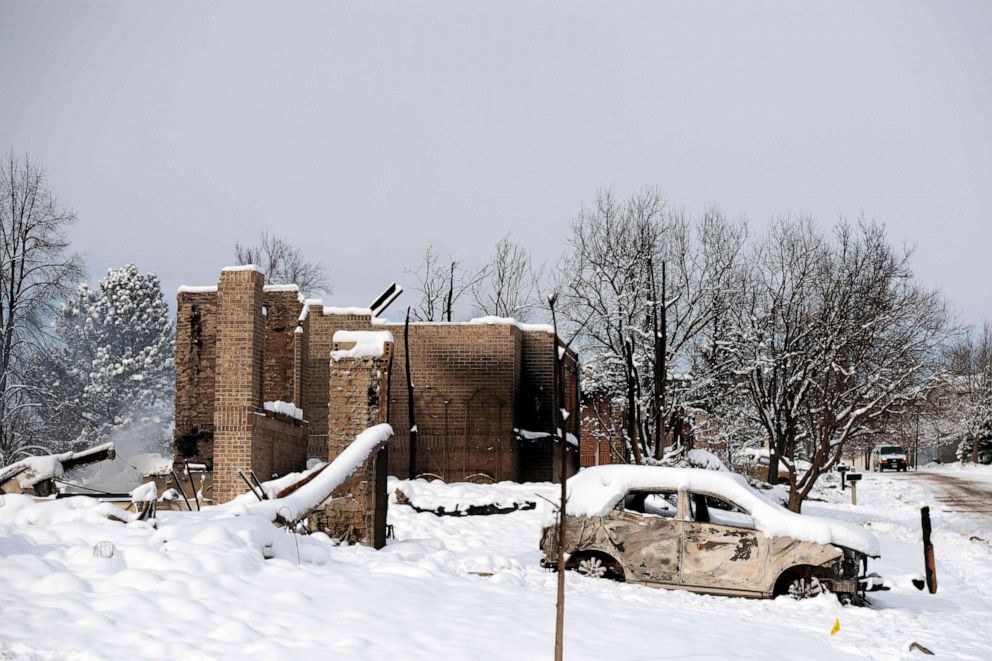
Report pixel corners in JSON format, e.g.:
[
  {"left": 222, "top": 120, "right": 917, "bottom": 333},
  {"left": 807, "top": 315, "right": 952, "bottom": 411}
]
[{"left": 541, "top": 466, "right": 883, "bottom": 603}]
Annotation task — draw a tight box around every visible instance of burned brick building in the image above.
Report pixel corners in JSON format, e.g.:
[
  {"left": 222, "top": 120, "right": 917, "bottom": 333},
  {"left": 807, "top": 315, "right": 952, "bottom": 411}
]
[{"left": 173, "top": 266, "right": 579, "bottom": 520}]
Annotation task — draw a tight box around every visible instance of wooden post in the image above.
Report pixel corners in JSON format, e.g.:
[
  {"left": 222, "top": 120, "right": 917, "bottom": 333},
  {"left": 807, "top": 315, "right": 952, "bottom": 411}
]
[
  {"left": 921, "top": 507, "right": 938, "bottom": 593},
  {"left": 549, "top": 293, "right": 566, "bottom": 661},
  {"left": 850, "top": 481, "right": 857, "bottom": 506}
]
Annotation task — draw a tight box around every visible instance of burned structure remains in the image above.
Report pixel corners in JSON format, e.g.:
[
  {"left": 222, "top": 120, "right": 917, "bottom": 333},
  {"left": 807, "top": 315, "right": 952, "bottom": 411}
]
[{"left": 172, "top": 266, "right": 579, "bottom": 545}]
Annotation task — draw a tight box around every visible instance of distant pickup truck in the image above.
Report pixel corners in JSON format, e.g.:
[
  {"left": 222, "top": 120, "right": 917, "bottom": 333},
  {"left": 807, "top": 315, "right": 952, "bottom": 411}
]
[{"left": 873, "top": 445, "right": 908, "bottom": 472}]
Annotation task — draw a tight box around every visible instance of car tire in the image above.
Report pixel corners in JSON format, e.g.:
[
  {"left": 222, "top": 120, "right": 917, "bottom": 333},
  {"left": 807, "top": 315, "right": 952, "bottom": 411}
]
[
  {"left": 570, "top": 553, "right": 624, "bottom": 581},
  {"left": 577, "top": 556, "right": 608, "bottom": 578},
  {"left": 786, "top": 576, "right": 825, "bottom": 600}
]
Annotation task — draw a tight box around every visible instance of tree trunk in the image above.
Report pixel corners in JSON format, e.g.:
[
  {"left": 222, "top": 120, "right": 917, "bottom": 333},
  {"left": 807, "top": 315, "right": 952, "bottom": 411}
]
[{"left": 624, "top": 339, "right": 643, "bottom": 464}]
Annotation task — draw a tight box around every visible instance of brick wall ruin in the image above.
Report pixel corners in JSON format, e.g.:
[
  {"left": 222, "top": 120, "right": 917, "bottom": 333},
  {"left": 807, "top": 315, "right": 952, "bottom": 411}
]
[
  {"left": 319, "top": 338, "right": 392, "bottom": 548},
  {"left": 173, "top": 267, "right": 580, "bottom": 543}
]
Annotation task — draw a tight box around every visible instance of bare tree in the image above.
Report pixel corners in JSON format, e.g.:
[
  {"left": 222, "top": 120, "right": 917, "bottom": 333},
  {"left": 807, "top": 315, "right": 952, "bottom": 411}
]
[
  {"left": 728, "top": 219, "right": 951, "bottom": 511},
  {"left": 471, "top": 235, "right": 543, "bottom": 321},
  {"left": 558, "top": 190, "right": 746, "bottom": 463},
  {"left": 406, "top": 245, "right": 482, "bottom": 322},
  {"left": 234, "top": 231, "right": 330, "bottom": 296},
  {"left": 0, "top": 152, "right": 85, "bottom": 463},
  {"left": 940, "top": 323, "right": 992, "bottom": 464}
]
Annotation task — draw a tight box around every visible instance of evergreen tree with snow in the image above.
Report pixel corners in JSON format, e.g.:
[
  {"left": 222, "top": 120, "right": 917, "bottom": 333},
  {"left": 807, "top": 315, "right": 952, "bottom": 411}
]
[{"left": 38, "top": 265, "right": 174, "bottom": 452}]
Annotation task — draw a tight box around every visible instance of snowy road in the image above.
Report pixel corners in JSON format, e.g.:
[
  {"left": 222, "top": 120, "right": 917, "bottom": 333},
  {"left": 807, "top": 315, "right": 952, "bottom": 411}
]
[{"left": 888, "top": 469, "right": 992, "bottom": 528}]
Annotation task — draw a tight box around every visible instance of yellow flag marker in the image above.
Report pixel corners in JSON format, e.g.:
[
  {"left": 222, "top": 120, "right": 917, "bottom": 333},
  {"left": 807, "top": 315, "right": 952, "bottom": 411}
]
[{"left": 830, "top": 619, "right": 841, "bottom": 636}]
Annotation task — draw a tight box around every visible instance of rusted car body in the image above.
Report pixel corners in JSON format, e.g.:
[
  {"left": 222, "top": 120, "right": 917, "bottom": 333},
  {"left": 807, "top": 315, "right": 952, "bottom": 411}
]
[{"left": 541, "top": 466, "right": 882, "bottom": 602}]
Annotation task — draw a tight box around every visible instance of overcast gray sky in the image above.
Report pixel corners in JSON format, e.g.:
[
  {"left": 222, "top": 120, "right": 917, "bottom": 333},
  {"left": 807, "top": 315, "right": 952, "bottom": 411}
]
[{"left": 1, "top": 1, "right": 989, "bottom": 323}]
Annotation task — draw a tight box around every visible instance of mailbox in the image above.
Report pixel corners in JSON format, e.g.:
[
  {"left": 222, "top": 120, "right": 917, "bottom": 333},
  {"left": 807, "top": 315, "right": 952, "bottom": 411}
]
[
  {"left": 837, "top": 464, "right": 850, "bottom": 490},
  {"left": 846, "top": 472, "right": 862, "bottom": 483}
]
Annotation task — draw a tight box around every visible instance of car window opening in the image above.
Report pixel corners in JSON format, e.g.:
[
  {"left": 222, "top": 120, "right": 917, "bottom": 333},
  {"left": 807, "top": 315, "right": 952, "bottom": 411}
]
[
  {"left": 689, "top": 492, "right": 756, "bottom": 530},
  {"left": 623, "top": 491, "right": 678, "bottom": 519}
]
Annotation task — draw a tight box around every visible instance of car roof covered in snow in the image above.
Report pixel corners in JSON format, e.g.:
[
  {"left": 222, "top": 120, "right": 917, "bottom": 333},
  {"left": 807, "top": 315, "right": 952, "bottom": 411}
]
[{"left": 564, "top": 465, "right": 879, "bottom": 557}]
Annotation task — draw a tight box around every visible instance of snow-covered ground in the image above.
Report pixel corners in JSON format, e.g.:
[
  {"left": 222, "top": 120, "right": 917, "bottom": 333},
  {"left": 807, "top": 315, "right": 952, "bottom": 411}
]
[{"left": 1, "top": 470, "right": 991, "bottom": 659}]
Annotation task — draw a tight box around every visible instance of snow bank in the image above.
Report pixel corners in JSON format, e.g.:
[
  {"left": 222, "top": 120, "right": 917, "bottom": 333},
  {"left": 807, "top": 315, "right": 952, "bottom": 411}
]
[
  {"left": 263, "top": 400, "right": 304, "bottom": 420},
  {"left": 0, "top": 494, "right": 136, "bottom": 525},
  {"left": 236, "top": 423, "right": 393, "bottom": 523},
  {"left": 330, "top": 330, "right": 394, "bottom": 361},
  {"left": 561, "top": 465, "right": 880, "bottom": 556}
]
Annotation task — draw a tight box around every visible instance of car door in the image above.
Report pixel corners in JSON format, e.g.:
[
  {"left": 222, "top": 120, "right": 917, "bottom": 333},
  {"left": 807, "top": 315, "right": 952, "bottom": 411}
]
[
  {"left": 603, "top": 490, "right": 681, "bottom": 584},
  {"left": 679, "top": 492, "right": 768, "bottom": 594}
]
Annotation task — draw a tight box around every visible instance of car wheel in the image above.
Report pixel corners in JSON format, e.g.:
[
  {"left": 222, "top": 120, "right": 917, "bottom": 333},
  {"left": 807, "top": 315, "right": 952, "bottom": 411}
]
[
  {"left": 577, "top": 556, "right": 608, "bottom": 579},
  {"left": 786, "top": 576, "right": 825, "bottom": 600}
]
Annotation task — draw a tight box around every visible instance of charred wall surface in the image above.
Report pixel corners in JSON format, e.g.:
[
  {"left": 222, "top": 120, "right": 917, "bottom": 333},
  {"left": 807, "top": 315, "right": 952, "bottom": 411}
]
[
  {"left": 385, "top": 322, "right": 521, "bottom": 483},
  {"left": 174, "top": 291, "right": 218, "bottom": 466}
]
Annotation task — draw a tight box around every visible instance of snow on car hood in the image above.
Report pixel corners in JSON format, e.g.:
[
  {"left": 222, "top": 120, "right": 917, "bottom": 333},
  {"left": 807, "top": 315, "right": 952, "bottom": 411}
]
[{"left": 559, "top": 465, "right": 880, "bottom": 557}]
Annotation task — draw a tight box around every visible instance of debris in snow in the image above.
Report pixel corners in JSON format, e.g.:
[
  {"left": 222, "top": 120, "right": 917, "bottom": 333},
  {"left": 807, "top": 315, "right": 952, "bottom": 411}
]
[
  {"left": 263, "top": 400, "right": 304, "bottom": 420},
  {"left": 514, "top": 428, "right": 578, "bottom": 447},
  {"left": 331, "top": 330, "right": 394, "bottom": 360},
  {"left": 130, "top": 482, "right": 158, "bottom": 504},
  {"left": 0, "top": 443, "right": 116, "bottom": 492},
  {"left": 390, "top": 477, "right": 539, "bottom": 516},
  {"left": 557, "top": 465, "right": 880, "bottom": 556}
]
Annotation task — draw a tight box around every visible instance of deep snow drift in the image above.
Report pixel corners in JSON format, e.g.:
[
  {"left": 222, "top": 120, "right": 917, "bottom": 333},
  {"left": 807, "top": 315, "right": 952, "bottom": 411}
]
[{"left": 0, "top": 470, "right": 991, "bottom": 659}]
